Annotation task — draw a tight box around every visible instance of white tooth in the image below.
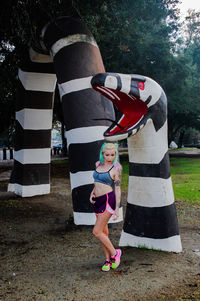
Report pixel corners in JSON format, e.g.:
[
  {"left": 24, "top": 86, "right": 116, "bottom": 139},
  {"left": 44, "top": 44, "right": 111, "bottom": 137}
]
[
  {"left": 140, "top": 124, "right": 144, "bottom": 129},
  {"left": 132, "top": 129, "right": 137, "bottom": 135},
  {"left": 105, "top": 133, "right": 128, "bottom": 141}
]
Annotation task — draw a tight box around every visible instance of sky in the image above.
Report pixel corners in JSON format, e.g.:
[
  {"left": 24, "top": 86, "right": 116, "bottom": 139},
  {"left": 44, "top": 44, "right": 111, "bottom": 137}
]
[{"left": 178, "top": 0, "right": 200, "bottom": 18}]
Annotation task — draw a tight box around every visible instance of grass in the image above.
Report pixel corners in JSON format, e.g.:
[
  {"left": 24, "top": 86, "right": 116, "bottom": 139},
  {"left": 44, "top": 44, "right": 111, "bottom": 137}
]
[
  {"left": 120, "top": 157, "right": 129, "bottom": 193},
  {"left": 120, "top": 156, "right": 200, "bottom": 206},
  {"left": 170, "top": 157, "right": 200, "bottom": 206}
]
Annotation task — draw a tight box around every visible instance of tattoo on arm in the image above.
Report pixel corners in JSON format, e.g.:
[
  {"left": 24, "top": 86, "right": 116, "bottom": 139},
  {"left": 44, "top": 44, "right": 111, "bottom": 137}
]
[
  {"left": 114, "top": 166, "right": 122, "bottom": 187},
  {"left": 114, "top": 180, "right": 121, "bottom": 186}
]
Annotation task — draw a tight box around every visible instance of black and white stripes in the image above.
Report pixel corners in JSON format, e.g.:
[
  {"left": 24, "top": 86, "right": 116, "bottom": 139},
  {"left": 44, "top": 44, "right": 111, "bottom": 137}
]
[
  {"left": 8, "top": 17, "right": 124, "bottom": 224},
  {"left": 91, "top": 72, "right": 182, "bottom": 252},
  {"left": 119, "top": 119, "right": 182, "bottom": 252},
  {"left": 8, "top": 51, "right": 56, "bottom": 197},
  {"left": 42, "top": 17, "right": 122, "bottom": 224}
]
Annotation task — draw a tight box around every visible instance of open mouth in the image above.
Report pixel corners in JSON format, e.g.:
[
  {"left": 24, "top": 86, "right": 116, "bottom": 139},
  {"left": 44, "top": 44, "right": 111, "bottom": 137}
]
[{"left": 92, "top": 74, "right": 148, "bottom": 140}]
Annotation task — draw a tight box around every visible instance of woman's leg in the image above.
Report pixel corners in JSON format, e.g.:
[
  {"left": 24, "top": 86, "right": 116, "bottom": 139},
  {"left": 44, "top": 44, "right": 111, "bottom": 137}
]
[
  {"left": 93, "top": 211, "right": 116, "bottom": 258},
  {"left": 101, "top": 224, "right": 110, "bottom": 260}
]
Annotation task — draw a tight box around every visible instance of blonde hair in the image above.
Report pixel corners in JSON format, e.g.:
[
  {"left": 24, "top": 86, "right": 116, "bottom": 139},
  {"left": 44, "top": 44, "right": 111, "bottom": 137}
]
[{"left": 99, "top": 143, "right": 118, "bottom": 164}]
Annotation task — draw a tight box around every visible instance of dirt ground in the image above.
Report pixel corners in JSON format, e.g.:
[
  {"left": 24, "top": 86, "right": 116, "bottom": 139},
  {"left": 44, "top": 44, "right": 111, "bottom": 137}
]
[{"left": 0, "top": 159, "right": 200, "bottom": 301}]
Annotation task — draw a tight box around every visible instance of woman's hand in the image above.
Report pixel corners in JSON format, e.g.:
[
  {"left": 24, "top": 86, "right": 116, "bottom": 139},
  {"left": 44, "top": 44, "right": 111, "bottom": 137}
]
[
  {"left": 89, "top": 192, "right": 96, "bottom": 205},
  {"left": 112, "top": 208, "right": 119, "bottom": 220}
]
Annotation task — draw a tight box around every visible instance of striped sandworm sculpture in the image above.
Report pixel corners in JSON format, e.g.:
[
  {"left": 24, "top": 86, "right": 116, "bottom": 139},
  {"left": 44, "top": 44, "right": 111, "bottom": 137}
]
[
  {"left": 91, "top": 73, "right": 182, "bottom": 252},
  {"left": 8, "top": 17, "right": 123, "bottom": 225},
  {"left": 9, "top": 16, "right": 182, "bottom": 252}
]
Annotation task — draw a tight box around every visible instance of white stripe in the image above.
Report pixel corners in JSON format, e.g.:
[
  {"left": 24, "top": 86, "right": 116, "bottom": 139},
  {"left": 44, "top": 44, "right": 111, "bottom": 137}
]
[
  {"left": 103, "top": 87, "right": 120, "bottom": 100},
  {"left": 7, "top": 183, "right": 50, "bottom": 197},
  {"left": 139, "top": 76, "right": 162, "bottom": 107},
  {"left": 127, "top": 176, "right": 174, "bottom": 207},
  {"left": 58, "top": 76, "right": 92, "bottom": 98},
  {"left": 65, "top": 126, "right": 108, "bottom": 147},
  {"left": 119, "top": 230, "right": 182, "bottom": 253},
  {"left": 14, "top": 149, "right": 51, "bottom": 164},
  {"left": 118, "top": 73, "right": 131, "bottom": 94},
  {"left": 70, "top": 171, "right": 94, "bottom": 190},
  {"left": 16, "top": 109, "right": 53, "bottom": 130},
  {"left": 128, "top": 120, "right": 168, "bottom": 163},
  {"left": 18, "top": 69, "right": 56, "bottom": 92},
  {"left": 96, "top": 86, "right": 115, "bottom": 100},
  {"left": 51, "top": 34, "right": 98, "bottom": 57},
  {"left": 7, "top": 183, "right": 15, "bottom": 192},
  {"left": 73, "top": 207, "right": 123, "bottom": 225}
]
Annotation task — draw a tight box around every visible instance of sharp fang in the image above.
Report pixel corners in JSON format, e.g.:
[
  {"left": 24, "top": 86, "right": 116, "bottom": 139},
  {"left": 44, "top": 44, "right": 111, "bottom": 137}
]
[{"left": 105, "top": 133, "right": 128, "bottom": 141}]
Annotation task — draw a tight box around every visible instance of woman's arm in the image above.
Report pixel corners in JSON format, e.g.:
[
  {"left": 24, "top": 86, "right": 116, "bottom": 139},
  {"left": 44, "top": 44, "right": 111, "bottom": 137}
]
[
  {"left": 89, "top": 161, "right": 99, "bottom": 204},
  {"left": 89, "top": 187, "right": 96, "bottom": 204},
  {"left": 113, "top": 163, "right": 122, "bottom": 220}
]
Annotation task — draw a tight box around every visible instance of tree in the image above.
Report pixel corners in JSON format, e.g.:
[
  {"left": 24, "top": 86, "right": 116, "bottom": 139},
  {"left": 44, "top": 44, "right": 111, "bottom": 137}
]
[
  {"left": 3, "top": 0, "right": 198, "bottom": 147},
  {"left": 167, "top": 9, "right": 200, "bottom": 143}
]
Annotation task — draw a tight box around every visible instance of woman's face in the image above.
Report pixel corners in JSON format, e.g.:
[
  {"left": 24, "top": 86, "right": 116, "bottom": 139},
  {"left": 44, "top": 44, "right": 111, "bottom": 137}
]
[{"left": 103, "top": 148, "right": 116, "bottom": 164}]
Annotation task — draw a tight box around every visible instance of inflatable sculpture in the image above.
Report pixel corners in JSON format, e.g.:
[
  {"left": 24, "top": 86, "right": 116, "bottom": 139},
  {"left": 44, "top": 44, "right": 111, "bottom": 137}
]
[{"left": 9, "top": 16, "right": 182, "bottom": 252}]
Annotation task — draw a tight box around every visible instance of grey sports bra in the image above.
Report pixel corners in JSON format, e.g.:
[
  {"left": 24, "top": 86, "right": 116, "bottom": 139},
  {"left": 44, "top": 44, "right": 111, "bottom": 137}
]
[{"left": 93, "top": 165, "right": 114, "bottom": 186}]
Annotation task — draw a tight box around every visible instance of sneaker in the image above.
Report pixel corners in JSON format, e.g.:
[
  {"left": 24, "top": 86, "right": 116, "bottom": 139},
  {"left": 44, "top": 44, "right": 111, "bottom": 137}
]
[
  {"left": 111, "top": 249, "right": 122, "bottom": 269},
  {"left": 102, "top": 260, "right": 112, "bottom": 272}
]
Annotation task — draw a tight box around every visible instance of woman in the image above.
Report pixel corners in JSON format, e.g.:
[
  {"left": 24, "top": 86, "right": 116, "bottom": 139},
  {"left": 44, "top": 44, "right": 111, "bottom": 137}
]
[{"left": 90, "top": 142, "right": 122, "bottom": 272}]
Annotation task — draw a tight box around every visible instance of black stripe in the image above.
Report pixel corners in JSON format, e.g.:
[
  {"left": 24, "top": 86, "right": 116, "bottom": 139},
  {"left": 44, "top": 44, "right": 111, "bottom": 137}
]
[
  {"left": 16, "top": 81, "right": 54, "bottom": 111},
  {"left": 145, "top": 96, "right": 152, "bottom": 105},
  {"left": 10, "top": 160, "right": 50, "bottom": 185},
  {"left": 91, "top": 73, "right": 107, "bottom": 87},
  {"left": 69, "top": 140, "right": 104, "bottom": 173},
  {"left": 62, "top": 89, "right": 114, "bottom": 131},
  {"left": 9, "top": 168, "right": 15, "bottom": 184},
  {"left": 129, "top": 152, "right": 170, "bottom": 179},
  {"left": 130, "top": 76, "right": 140, "bottom": 98},
  {"left": 43, "top": 17, "right": 93, "bottom": 50},
  {"left": 14, "top": 121, "right": 51, "bottom": 151},
  {"left": 53, "top": 43, "right": 104, "bottom": 83},
  {"left": 115, "top": 74, "right": 122, "bottom": 91},
  {"left": 72, "top": 184, "right": 94, "bottom": 213},
  {"left": 147, "top": 91, "right": 167, "bottom": 132},
  {"left": 123, "top": 202, "right": 179, "bottom": 239},
  {"left": 131, "top": 74, "right": 146, "bottom": 82}
]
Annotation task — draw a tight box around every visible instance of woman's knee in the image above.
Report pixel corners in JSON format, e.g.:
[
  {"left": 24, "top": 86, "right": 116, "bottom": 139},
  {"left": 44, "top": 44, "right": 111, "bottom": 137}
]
[
  {"left": 103, "top": 227, "right": 109, "bottom": 236},
  {"left": 93, "top": 227, "right": 102, "bottom": 238}
]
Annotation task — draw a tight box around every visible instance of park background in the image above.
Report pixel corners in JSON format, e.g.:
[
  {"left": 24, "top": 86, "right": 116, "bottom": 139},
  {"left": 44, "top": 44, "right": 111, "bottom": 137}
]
[
  {"left": 0, "top": 1, "right": 200, "bottom": 300},
  {"left": 0, "top": 0, "right": 200, "bottom": 150}
]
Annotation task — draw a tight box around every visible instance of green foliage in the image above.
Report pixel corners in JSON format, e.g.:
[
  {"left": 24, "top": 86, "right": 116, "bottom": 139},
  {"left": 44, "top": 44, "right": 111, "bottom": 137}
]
[
  {"left": 0, "top": 0, "right": 200, "bottom": 144},
  {"left": 79, "top": 0, "right": 179, "bottom": 77}
]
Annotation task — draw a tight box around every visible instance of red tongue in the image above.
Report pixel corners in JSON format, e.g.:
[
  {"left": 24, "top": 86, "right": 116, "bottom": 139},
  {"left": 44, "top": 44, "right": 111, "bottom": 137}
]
[{"left": 93, "top": 85, "right": 148, "bottom": 135}]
